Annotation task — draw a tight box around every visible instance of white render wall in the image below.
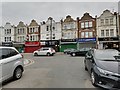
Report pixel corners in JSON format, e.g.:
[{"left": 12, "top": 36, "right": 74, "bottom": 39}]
[
  {"left": 0, "top": 26, "right": 4, "bottom": 43},
  {"left": 62, "top": 21, "right": 77, "bottom": 39},
  {"left": 41, "top": 20, "right": 62, "bottom": 40},
  {"left": 3, "top": 22, "right": 16, "bottom": 42},
  {"left": 97, "top": 10, "right": 118, "bottom": 38},
  {"left": 15, "top": 26, "right": 27, "bottom": 42}
]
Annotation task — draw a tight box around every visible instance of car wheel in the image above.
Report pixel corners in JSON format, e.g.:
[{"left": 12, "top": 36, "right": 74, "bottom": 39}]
[
  {"left": 91, "top": 71, "right": 97, "bottom": 86},
  {"left": 72, "top": 53, "right": 76, "bottom": 56},
  {"left": 34, "top": 53, "right": 38, "bottom": 56},
  {"left": 47, "top": 53, "right": 50, "bottom": 56},
  {"left": 13, "top": 67, "right": 23, "bottom": 80}
]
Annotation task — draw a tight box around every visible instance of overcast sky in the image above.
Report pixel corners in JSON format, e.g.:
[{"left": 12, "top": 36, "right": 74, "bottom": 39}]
[{"left": 1, "top": 1, "right": 120, "bottom": 26}]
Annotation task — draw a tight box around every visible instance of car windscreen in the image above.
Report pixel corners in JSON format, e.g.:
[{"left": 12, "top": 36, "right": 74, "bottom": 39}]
[{"left": 95, "top": 50, "right": 119, "bottom": 60}]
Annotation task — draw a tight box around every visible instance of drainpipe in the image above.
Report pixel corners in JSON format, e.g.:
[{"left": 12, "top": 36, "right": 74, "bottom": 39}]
[{"left": 77, "top": 17, "right": 80, "bottom": 50}]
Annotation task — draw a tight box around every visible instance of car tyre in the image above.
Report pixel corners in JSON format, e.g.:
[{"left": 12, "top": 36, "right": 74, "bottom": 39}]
[
  {"left": 47, "top": 53, "right": 50, "bottom": 56},
  {"left": 13, "top": 67, "right": 23, "bottom": 80},
  {"left": 34, "top": 53, "right": 38, "bottom": 56},
  {"left": 85, "top": 65, "right": 88, "bottom": 71},
  {"left": 72, "top": 53, "right": 76, "bottom": 56},
  {"left": 91, "top": 71, "right": 97, "bottom": 86}
]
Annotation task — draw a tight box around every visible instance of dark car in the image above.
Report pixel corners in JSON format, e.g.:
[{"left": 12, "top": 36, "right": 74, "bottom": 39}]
[
  {"left": 70, "top": 47, "right": 91, "bottom": 56},
  {"left": 63, "top": 48, "right": 76, "bottom": 54},
  {"left": 84, "top": 49, "right": 120, "bottom": 89}
]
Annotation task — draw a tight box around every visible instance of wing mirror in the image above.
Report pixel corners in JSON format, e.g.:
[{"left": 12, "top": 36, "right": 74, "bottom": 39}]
[{"left": 86, "top": 55, "right": 92, "bottom": 59}]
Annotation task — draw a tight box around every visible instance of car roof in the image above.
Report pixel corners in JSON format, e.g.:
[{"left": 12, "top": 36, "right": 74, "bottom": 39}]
[{"left": 0, "top": 46, "right": 16, "bottom": 49}]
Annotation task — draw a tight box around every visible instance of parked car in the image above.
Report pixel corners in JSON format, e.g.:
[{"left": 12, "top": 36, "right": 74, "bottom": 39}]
[
  {"left": 33, "top": 47, "right": 56, "bottom": 56},
  {"left": 0, "top": 46, "right": 24, "bottom": 83},
  {"left": 70, "top": 47, "right": 91, "bottom": 56},
  {"left": 63, "top": 48, "right": 76, "bottom": 54},
  {"left": 84, "top": 49, "right": 120, "bottom": 89}
]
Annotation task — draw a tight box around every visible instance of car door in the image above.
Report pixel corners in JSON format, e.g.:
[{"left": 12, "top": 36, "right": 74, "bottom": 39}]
[
  {"left": 42, "top": 48, "right": 48, "bottom": 55},
  {"left": 2, "top": 48, "right": 19, "bottom": 81},
  {"left": 1, "top": 48, "right": 12, "bottom": 81},
  {"left": 0, "top": 49, "right": 2, "bottom": 82},
  {"left": 85, "top": 51, "right": 93, "bottom": 73},
  {"left": 38, "top": 48, "right": 44, "bottom": 55}
]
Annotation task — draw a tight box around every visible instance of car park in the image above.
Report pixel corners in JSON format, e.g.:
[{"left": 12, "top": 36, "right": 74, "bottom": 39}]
[
  {"left": 0, "top": 46, "right": 24, "bottom": 83},
  {"left": 70, "top": 47, "right": 91, "bottom": 56},
  {"left": 33, "top": 47, "right": 56, "bottom": 56},
  {"left": 63, "top": 48, "right": 76, "bottom": 54},
  {"left": 84, "top": 49, "right": 120, "bottom": 89}
]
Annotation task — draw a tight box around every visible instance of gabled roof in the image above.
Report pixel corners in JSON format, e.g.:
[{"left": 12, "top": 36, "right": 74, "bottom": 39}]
[
  {"left": 29, "top": 19, "right": 39, "bottom": 26},
  {"left": 80, "top": 12, "right": 94, "bottom": 20},
  {"left": 63, "top": 15, "right": 75, "bottom": 22},
  {"left": 17, "top": 21, "right": 26, "bottom": 27}
]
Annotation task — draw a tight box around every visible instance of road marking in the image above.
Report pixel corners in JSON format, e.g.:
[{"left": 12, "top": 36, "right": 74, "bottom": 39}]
[{"left": 24, "top": 59, "right": 34, "bottom": 67}]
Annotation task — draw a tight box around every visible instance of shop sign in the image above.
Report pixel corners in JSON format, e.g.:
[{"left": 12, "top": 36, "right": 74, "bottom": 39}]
[
  {"left": 78, "top": 38, "right": 96, "bottom": 42},
  {"left": 25, "top": 41, "right": 40, "bottom": 46}
]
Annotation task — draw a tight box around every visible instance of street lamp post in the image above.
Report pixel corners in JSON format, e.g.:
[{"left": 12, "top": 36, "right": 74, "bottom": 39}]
[{"left": 50, "top": 17, "right": 52, "bottom": 46}]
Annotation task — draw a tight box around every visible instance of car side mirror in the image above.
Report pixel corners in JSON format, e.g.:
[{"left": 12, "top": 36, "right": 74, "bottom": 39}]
[{"left": 86, "top": 55, "right": 92, "bottom": 59}]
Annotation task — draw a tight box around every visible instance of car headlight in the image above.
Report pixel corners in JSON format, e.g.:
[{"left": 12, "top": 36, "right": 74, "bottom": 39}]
[{"left": 97, "top": 67, "right": 115, "bottom": 76}]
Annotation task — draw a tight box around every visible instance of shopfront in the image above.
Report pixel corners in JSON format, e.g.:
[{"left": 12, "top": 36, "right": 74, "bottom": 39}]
[
  {"left": 98, "top": 37, "right": 119, "bottom": 50},
  {"left": 60, "top": 39, "right": 77, "bottom": 52},
  {"left": 24, "top": 41, "right": 41, "bottom": 53},
  {"left": 78, "top": 38, "right": 96, "bottom": 49},
  {"left": 41, "top": 40, "right": 60, "bottom": 52}
]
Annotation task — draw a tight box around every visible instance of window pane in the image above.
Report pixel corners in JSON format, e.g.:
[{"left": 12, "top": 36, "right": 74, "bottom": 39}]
[
  {"left": 110, "top": 29, "right": 114, "bottom": 36},
  {"left": 89, "top": 21, "right": 92, "bottom": 27},
  {"left": 85, "top": 32, "right": 88, "bottom": 38},
  {"left": 101, "top": 30, "right": 104, "bottom": 36},
  {"left": 106, "top": 29, "right": 109, "bottom": 36},
  {"left": 105, "top": 19, "right": 109, "bottom": 25},
  {"left": 110, "top": 18, "right": 113, "bottom": 25},
  {"left": 81, "top": 32, "right": 84, "bottom": 38},
  {"left": 85, "top": 22, "right": 89, "bottom": 28},
  {"left": 89, "top": 32, "right": 93, "bottom": 37},
  {"left": 101, "top": 19, "right": 104, "bottom": 26},
  {"left": 81, "top": 22, "right": 84, "bottom": 28}
]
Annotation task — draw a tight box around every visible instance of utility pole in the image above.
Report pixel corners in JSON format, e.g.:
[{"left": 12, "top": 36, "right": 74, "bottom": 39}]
[
  {"left": 49, "top": 17, "right": 52, "bottom": 45},
  {"left": 77, "top": 17, "right": 80, "bottom": 50}
]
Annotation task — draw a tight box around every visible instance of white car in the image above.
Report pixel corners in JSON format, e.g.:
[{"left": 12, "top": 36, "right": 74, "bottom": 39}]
[
  {"left": 0, "top": 46, "right": 24, "bottom": 83},
  {"left": 33, "top": 47, "right": 56, "bottom": 56}
]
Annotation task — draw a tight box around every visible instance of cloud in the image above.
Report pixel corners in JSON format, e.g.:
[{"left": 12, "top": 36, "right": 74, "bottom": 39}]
[{"left": 2, "top": 2, "right": 118, "bottom": 26}]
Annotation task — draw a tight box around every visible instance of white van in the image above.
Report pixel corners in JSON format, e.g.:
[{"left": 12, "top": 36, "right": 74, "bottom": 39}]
[{"left": 0, "top": 47, "right": 24, "bottom": 83}]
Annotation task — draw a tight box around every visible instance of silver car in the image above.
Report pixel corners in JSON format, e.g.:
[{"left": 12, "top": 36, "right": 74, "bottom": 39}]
[
  {"left": 0, "top": 46, "right": 24, "bottom": 83},
  {"left": 33, "top": 47, "right": 56, "bottom": 56}
]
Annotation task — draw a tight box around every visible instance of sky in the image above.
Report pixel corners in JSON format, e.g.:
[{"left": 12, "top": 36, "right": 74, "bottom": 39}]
[{"left": 0, "top": 1, "right": 120, "bottom": 26}]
